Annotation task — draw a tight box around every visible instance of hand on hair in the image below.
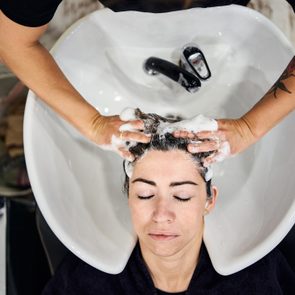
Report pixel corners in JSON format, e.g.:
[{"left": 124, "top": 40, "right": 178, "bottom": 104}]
[
  {"left": 89, "top": 114, "right": 151, "bottom": 160},
  {"left": 173, "top": 118, "right": 257, "bottom": 165}
]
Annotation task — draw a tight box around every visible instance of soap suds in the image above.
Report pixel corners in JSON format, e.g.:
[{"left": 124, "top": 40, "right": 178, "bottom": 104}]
[
  {"left": 150, "top": 114, "right": 217, "bottom": 182},
  {"left": 123, "top": 112, "right": 218, "bottom": 181},
  {"left": 109, "top": 109, "right": 221, "bottom": 182},
  {"left": 124, "top": 149, "right": 148, "bottom": 178},
  {"left": 213, "top": 140, "right": 231, "bottom": 163},
  {"left": 204, "top": 167, "right": 213, "bottom": 181},
  {"left": 99, "top": 135, "right": 125, "bottom": 153},
  {"left": 119, "top": 123, "right": 137, "bottom": 132},
  {"left": 124, "top": 160, "right": 133, "bottom": 178},
  {"left": 120, "top": 107, "right": 137, "bottom": 121},
  {"left": 100, "top": 108, "right": 141, "bottom": 154},
  {"left": 158, "top": 114, "right": 218, "bottom": 136}
]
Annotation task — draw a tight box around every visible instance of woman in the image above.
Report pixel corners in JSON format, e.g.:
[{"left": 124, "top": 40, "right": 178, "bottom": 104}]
[
  {"left": 42, "top": 112, "right": 295, "bottom": 294},
  {"left": 0, "top": 1, "right": 294, "bottom": 163}
]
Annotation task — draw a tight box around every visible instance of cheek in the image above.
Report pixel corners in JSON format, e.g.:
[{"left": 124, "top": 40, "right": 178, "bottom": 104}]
[
  {"left": 179, "top": 202, "right": 205, "bottom": 233},
  {"left": 128, "top": 199, "right": 151, "bottom": 231}
]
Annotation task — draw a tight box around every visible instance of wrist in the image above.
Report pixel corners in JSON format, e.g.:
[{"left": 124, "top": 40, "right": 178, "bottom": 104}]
[
  {"left": 239, "top": 115, "right": 260, "bottom": 142},
  {"left": 87, "top": 112, "right": 104, "bottom": 143},
  {"left": 62, "top": 96, "right": 102, "bottom": 143}
]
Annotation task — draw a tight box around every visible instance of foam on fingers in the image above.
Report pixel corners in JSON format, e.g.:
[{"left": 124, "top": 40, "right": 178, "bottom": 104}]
[{"left": 119, "top": 107, "right": 137, "bottom": 121}]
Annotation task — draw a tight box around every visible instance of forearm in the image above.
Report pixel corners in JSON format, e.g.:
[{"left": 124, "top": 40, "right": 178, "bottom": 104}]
[
  {"left": 178, "top": 58, "right": 295, "bottom": 162},
  {"left": 0, "top": 11, "right": 150, "bottom": 156},
  {"left": 241, "top": 56, "right": 295, "bottom": 140}
]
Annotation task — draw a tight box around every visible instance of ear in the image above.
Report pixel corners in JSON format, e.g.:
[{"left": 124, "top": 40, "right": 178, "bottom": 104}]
[{"left": 204, "top": 186, "right": 218, "bottom": 215}]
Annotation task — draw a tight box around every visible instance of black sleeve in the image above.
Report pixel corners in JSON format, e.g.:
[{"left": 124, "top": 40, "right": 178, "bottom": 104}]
[{"left": 0, "top": 0, "right": 62, "bottom": 27}]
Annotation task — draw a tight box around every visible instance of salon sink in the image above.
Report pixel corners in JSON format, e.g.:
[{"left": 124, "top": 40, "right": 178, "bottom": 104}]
[{"left": 24, "top": 5, "right": 295, "bottom": 275}]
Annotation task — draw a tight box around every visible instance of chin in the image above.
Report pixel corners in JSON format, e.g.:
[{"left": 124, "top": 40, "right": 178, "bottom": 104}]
[
  {"left": 151, "top": 247, "right": 182, "bottom": 257},
  {"left": 145, "top": 239, "right": 184, "bottom": 257}
]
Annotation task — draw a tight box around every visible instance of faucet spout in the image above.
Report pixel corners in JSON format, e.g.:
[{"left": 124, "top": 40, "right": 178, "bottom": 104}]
[{"left": 144, "top": 57, "right": 201, "bottom": 93}]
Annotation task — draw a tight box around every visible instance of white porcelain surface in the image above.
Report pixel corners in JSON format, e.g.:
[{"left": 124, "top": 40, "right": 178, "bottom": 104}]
[{"left": 24, "top": 5, "right": 295, "bottom": 275}]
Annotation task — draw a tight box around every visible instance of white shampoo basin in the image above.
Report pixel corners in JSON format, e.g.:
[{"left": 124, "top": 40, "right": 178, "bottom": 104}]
[{"left": 24, "top": 5, "right": 295, "bottom": 275}]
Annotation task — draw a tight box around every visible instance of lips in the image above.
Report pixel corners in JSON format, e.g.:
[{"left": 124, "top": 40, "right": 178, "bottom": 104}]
[{"left": 148, "top": 232, "right": 179, "bottom": 241}]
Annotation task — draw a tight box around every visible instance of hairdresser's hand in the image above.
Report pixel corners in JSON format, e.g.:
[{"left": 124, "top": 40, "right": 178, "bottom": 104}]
[
  {"left": 173, "top": 118, "right": 257, "bottom": 166},
  {"left": 90, "top": 114, "right": 150, "bottom": 160}
]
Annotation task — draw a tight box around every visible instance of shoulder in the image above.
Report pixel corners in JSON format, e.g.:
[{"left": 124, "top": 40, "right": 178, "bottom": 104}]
[
  {"left": 42, "top": 243, "right": 152, "bottom": 295},
  {"left": 232, "top": 248, "right": 295, "bottom": 294},
  {"left": 193, "top": 245, "right": 295, "bottom": 294},
  {"left": 42, "top": 252, "right": 122, "bottom": 295},
  {"left": 0, "top": 0, "right": 62, "bottom": 27},
  {"left": 248, "top": 247, "right": 293, "bottom": 275},
  {"left": 257, "top": 247, "right": 295, "bottom": 293}
]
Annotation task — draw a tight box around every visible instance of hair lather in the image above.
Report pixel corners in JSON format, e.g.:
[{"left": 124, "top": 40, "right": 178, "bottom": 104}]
[{"left": 123, "top": 109, "right": 214, "bottom": 198}]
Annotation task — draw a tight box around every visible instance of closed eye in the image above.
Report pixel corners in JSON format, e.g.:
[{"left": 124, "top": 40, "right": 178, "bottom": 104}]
[
  {"left": 137, "top": 195, "right": 154, "bottom": 200},
  {"left": 174, "top": 196, "right": 191, "bottom": 202}
]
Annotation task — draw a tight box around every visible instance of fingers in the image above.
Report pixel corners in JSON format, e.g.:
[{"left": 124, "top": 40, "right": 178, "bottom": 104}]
[
  {"left": 173, "top": 130, "right": 195, "bottom": 138},
  {"left": 128, "top": 119, "right": 145, "bottom": 130},
  {"left": 119, "top": 119, "right": 150, "bottom": 143},
  {"left": 107, "top": 117, "right": 151, "bottom": 161},
  {"left": 203, "top": 141, "right": 231, "bottom": 166},
  {"left": 195, "top": 130, "right": 225, "bottom": 141},
  {"left": 188, "top": 140, "right": 219, "bottom": 153},
  {"left": 173, "top": 128, "right": 230, "bottom": 161},
  {"left": 173, "top": 128, "right": 231, "bottom": 165},
  {"left": 173, "top": 129, "right": 222, "bottom": 153},
  {"left": 119, "top": 120, "right": 145, "bottom": 132},
  {"left": 173, "top": 130, "right": 225, "bottom": 141},
  {"left": 202, "top": 152, "right": 218, "bottom": 167},
  {"left": 118, "top": 147, "right": 135, "bottom": 161},
  {"left": 203, "top": 151, "right": 226, "bottom": 167},
  {"left": 119, "top": 130, "right": 151, "bottom": 143},
  {"left": 119, "top": 118, "right": 149, "bottom": 140}
]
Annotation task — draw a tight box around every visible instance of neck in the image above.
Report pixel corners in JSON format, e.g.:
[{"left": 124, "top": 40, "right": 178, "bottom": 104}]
[{"left": 140, "top": 235, "right": 202, "bottom": 293}]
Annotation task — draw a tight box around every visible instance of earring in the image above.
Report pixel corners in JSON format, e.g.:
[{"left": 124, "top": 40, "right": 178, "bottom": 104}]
[{"left": 203, "top": 209, "right": 209, "bottom": 216}]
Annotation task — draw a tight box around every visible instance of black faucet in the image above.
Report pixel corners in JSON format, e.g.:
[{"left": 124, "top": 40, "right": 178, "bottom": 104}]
[{"left": 143, "top": 57, "right": 201, "bottom": 93}]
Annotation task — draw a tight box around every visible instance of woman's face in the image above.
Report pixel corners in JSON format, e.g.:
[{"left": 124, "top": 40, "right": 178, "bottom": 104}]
[{"left": 128, "top": 149, "right": 217, "bottom": 258}]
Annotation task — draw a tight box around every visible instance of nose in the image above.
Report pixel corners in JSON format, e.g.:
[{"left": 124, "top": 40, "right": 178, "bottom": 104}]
[{"left": 152, "top": 198, "right": 175, "bottom": 224}]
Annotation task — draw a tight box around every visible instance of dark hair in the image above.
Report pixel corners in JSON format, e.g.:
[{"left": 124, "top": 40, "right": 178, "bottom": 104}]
[{"left": 123, "top": 109, "right": 213, "bottom": 197}]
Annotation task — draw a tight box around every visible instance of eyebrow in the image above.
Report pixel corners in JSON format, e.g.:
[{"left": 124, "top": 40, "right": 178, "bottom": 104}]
[
  {"left": 131, "top": 178, "right": 198, "bottom": 187},
  {"left": 170, "top": 181, "right": 198, "bottom": 187},
  {"left": 132, "top": 178, "right": 156, "bottom": 186}
]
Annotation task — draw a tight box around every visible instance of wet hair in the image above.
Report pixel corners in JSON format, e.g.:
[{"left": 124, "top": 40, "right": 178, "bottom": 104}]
[{"left": 123, "top": 109, "right": 214, "bottom": 198}]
